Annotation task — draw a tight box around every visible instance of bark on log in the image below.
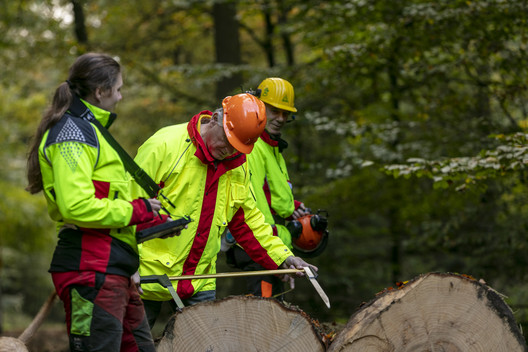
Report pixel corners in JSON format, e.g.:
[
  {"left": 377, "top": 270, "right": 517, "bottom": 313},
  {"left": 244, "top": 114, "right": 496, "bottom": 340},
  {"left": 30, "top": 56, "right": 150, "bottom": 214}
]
[
  {"left": 157, "top": 295, "right": 326, "bottom": 352},
  {"left": 328, "top": 272, "right": 527, "bottom": 352}
]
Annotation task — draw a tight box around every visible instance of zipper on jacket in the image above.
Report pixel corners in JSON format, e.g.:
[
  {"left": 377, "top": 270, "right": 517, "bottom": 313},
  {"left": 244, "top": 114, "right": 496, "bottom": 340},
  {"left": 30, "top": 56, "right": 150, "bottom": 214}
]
[{"left": 249, "top": 184, "right": 256, "bottom": 201}]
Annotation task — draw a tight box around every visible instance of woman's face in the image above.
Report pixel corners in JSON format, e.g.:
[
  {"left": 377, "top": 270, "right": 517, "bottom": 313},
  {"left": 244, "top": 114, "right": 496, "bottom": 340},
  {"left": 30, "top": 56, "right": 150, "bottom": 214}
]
[
  {"left": 97, "top": 73, "right": 123, "bottom": 112},
  {"left": 265, "top": 103, "right": 291, "bottom": 135}
]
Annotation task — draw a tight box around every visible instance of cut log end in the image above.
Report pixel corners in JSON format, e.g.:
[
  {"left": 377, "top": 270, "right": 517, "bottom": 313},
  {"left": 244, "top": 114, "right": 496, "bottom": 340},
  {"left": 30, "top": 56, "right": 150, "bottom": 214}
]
[
  {"left": 328, "top": 272, "right": 527, "bottom": 352},
  {"left": 0, "top": 337, "right": 29, "bottom": 352},
  {"left": 157, "top": 295, "right": 327, "bottom": 352}
]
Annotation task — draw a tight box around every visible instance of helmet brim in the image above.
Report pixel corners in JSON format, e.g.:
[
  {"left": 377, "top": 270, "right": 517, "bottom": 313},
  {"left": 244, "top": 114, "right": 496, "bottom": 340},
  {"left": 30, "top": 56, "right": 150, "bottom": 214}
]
[
  {"left": 224, "top": 128, "right": 254, "bottom": 154},
  {"left": 261, "top": 99, "right": 297, "bottom": 113}
]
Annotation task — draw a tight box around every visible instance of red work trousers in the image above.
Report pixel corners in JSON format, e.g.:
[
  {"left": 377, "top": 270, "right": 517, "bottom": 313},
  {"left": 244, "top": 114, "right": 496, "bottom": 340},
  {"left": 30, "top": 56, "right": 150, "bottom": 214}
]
[{"left": 52, "top": 271, "right": 155, "bottom": 352}]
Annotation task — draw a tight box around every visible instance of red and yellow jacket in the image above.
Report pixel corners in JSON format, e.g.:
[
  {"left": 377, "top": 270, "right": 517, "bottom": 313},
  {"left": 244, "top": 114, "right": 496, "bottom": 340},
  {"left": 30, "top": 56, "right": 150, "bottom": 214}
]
[
  {"left": 133, "top": 111, "right": 293, "bottom": 301},
  {"left": 39, "top": 96, "right": 155, "bottom": 279}
]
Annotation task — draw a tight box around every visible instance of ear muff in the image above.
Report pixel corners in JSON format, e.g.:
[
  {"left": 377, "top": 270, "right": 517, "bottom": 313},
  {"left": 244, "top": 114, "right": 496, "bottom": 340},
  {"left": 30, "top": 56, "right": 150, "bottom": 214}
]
[{"left": 287, "top": 210, "right": 329, "bottom": 258}]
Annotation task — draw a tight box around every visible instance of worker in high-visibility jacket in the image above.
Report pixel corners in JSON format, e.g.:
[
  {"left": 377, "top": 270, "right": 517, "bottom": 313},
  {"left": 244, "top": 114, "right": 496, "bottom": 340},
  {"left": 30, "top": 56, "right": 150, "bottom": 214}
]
[
  {"left": 224, "top": 78, "right": 315, "bottom": 300},
  {"left": 131, "top": 93, "right": 317, "bottom": 329},
  {"left": 26, "top": 53, "right": 163, "bottom": 352}
]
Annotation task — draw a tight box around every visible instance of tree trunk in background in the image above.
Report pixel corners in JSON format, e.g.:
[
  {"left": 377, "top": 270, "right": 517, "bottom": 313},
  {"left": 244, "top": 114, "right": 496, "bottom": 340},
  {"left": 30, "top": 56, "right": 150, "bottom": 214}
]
[
  {"left": 213, "top": 1, "right": 242, "bottom": 100},
  {"left": 71, "top": 0, "right": 88, "bottom": 48},
  {"left": 277, "top": 1, "right": 294, "bottom": 66},
  {"left": 328, "top": 273, "right": 527, "bottom": 352},
  {"left": 156, "top": 296, "right": 326, "bottom": 352},
  {"left": 262, "top": 0, "right": 275, "bottom": 67},
  {"left": 387, "top": 41, "right": 403, "bottom": 284}
]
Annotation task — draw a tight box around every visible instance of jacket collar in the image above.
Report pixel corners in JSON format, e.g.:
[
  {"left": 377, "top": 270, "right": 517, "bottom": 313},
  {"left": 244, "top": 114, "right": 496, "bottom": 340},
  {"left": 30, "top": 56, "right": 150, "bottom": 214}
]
[
  {"left": 68, "top": 94, "right": 117, "bottom": 129},
  {"left": 260, "top": 130, "right": 288, "bottom": 152},
  {"left": 187, "top": 111, "right": 246, "bottom": 168},
  {"left": 260, "top": 130, "right": 279, "bottom": 147}
]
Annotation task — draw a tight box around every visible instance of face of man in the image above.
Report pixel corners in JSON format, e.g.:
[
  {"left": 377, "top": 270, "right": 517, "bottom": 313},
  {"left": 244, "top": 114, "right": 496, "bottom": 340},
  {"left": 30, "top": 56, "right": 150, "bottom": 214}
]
[
  {"left": 205, "top": 117, "right": 236, "bottom": 160},
  {"left": 264, "top": 103, "right": 291, "bottom": 135},
  {"left": 97, "top": 73, "right": 123, "bottom": 112}
]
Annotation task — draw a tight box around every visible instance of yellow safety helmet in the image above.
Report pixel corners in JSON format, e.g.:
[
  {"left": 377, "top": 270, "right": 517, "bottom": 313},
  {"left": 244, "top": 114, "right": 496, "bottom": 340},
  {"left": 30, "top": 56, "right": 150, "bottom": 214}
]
[
  {"left": 257, "top": 77, "right": 297, "bottom": 113},
  {"left": 222, "top": 93, "right": 267, "bottom": 154}
]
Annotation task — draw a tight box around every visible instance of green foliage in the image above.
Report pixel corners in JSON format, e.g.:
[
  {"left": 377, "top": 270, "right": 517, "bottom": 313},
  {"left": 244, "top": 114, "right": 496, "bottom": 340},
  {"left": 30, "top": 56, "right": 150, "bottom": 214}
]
[
  {"left": 0, "top": 180, "right": 54, "bottom": 251},
  {"left": 282, "top": 0, "right": 528, "bottom": 330},
  {"left": 384, "top": 133, "right": 528, "bottom": 191}
]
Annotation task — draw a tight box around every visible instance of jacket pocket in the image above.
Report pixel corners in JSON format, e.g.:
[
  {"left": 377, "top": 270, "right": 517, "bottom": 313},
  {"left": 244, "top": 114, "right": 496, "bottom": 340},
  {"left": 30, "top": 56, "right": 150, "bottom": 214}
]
[
  {"left": 224, "top": 182, "right": 247, "bottom": 221},
  {"left": 139, "top": 241, "right": 179, "bottom": 270}
]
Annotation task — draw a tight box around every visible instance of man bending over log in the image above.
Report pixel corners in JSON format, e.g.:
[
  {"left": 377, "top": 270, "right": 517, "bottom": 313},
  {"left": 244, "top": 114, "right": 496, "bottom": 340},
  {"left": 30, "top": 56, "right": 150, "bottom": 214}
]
[{"left": 131, "top": 93, "right": 318, "bottom": 328}]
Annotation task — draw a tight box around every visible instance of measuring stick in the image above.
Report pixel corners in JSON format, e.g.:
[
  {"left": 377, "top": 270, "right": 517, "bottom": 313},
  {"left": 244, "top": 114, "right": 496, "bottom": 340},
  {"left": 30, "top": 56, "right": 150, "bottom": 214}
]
[{"left": 167, "top": 268, "right": 304, "bottom": 281}]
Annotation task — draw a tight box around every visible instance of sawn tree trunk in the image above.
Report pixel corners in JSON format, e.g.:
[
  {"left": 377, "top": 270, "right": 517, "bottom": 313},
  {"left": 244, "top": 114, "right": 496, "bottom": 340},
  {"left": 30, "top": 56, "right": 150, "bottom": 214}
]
[
  {"left": 157, "top": 295, "right": 326, "bottom": 352},
  {"left": 328, "top": 272, "right": 526, "bottom": 352}
]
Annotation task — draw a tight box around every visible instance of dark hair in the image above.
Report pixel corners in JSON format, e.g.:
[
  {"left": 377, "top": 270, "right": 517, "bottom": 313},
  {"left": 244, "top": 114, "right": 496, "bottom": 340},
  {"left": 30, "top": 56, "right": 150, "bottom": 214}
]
[{"left": 26, "top": 53, "right": 121, "bottom": 194}]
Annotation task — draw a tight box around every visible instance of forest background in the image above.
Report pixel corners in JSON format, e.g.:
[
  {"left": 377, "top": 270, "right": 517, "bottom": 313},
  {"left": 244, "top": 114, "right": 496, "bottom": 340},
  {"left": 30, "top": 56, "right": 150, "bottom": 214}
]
[{"left": 2, "top": 0, "right": 528, "bottom": 345}]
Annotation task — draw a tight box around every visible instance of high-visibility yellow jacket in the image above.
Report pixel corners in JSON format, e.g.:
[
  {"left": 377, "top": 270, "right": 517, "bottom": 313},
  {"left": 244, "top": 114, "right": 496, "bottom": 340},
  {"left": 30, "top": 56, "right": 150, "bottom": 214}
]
[
  {"left": 247, "top": 131, "right": 299, "bottom": 249},
  {"left": 133, "top": 111, "right": 293, "bottom": 301},
  {"left": 39, "top": 96, "right": 155, "bottom": 277}
]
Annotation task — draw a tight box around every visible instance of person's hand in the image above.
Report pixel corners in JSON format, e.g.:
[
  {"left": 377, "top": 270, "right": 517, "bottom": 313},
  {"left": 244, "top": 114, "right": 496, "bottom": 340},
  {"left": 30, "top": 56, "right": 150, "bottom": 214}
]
[
  {"left": 292, "top": 202, "right": 310, "bottom": 220},
  {"left": 282, "top": 255, "right": 318, "bottom": 274},
  {"left": 278, "top": 256, "right": 319, "bottom": 289},
  {"left": 131, "top": 271, "right": 143, "bottom": 295},
  {"left": 146, "top": 198, "right": 162, "bottom": 217}
]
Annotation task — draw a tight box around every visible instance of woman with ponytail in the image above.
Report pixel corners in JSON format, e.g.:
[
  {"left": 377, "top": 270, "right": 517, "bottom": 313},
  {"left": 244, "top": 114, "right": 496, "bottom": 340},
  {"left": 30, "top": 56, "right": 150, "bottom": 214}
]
[{"left": 26, "top": 53, "right": 158, "bottom": 352}]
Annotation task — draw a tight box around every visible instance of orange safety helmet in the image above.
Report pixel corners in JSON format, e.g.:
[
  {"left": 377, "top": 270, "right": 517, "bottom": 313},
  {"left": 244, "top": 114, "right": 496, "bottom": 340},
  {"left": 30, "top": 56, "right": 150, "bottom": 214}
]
[
  {"left": 287, "top": 211, "right": 329, "bottom": 258},
  {"left": 222, "top": 93, "right": 267, "bottom": 154}
]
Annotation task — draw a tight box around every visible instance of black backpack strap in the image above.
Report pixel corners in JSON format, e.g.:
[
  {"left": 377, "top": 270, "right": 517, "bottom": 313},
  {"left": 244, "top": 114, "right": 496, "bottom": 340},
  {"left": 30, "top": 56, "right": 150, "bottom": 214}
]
[{"left": 90, "top": 118, "right": 160, "bottom": 198}]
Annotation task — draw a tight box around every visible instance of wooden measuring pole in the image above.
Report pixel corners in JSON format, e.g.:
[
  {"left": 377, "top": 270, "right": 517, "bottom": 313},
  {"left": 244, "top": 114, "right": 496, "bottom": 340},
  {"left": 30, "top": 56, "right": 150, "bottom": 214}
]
[{"left": 168, "top": 268, "right": 304, "bottom": 281}]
